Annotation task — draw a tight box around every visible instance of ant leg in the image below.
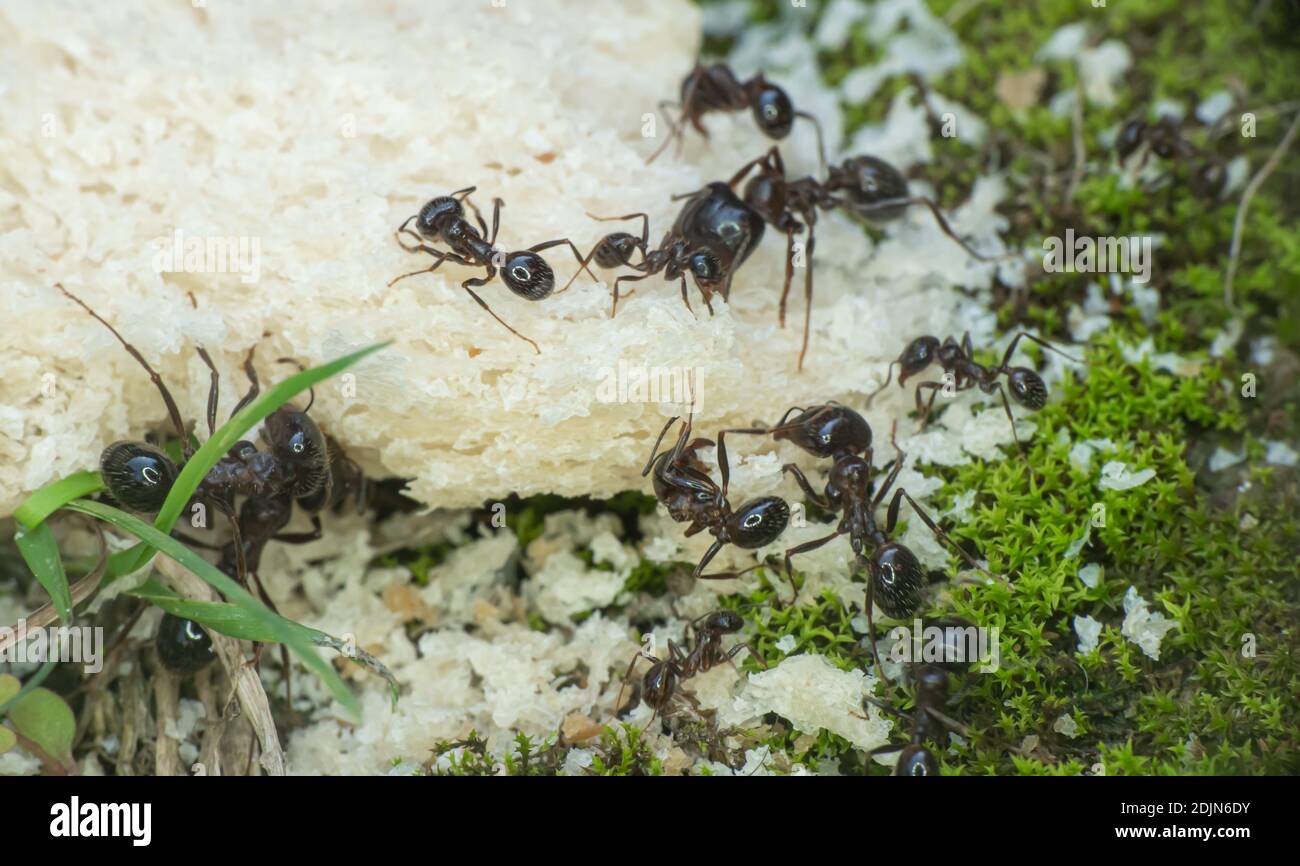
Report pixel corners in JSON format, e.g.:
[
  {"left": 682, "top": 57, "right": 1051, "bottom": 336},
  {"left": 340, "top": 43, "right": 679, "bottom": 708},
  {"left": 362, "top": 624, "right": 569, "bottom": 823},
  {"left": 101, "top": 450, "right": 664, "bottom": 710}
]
[
  {"left": 58, "top": 284, "right": 191, "bottom": 450},
  {"left": 778, "top": 227, "right": 796, "bottom": 329},
  {"left": 781, "top": 529, "right": 842, "bottom": 602},
  {"left": 229, "top": 347, "right": 260, "bottom": 418},
  {"left": 999, "top": 331, "right": 1084, "bottom": 366},
  {"left": 460, "top": 275, "right": 541, "bottom": 354},
  {"left": 794, "top": 110, "right": 829, "bottom": 173},
  {"left": 646, "top": 98, "right": 686, "bottom": 165},
  {"left": 859, "top": 695, "right": 912, "bottom": 721},
  {"left": 862, "top": 559, "right": 894, "bottom": 687},
  {"left": 614, "top": 650, "right": 653, "bottom": 715},
  {"left": 797, "top": 225, "right": 816, "bottom": 372},
  {"left": 194, "top": 347, "right": 221, "bottom": 439},
  {"left": 483, "top": 198, "right": 501, "bottom": 247},
  {"left": 387, "top": 248, "right": 473, "bottom": 288},
  {"left": 855, "top": 197, "right": 999, "bottom": 262},
  {"left": 913, "top": 381, "right": 946, "bottom": 428},
  {"left": 884, "top": 487, "right": 988, "bottom": 576},
  {"left": 990, "top": 382, "right": 1024, "bottom": 450},
  {"left": 641, "top": 416, "right": 682, "bottom": 476},
  {"left": 611, "top": 271, "right": 653, "bottom": 318},
  {"left": 527, "top": 238, "right": 601, "bottom": 286},
  {"left": 865, "top": 361, "right": 899, "bottom": 407},
  {"left": 725, "top": 145, "right": 780, "bottom": 188},
  {"left": 275, "top": 357, "right": 313, "bottom": 412},
  {"left": 781, "top": 463, "right": 833, "bottom": 511},
  {"left": 870, "top": 423, "right": 905, "bottom": 510},
  {"left": 725, "top": 641, "right": 767, "bottom": 670},
  {"left": 272, "top": 516, "right": 323, "bottom": 545},
  {"left": 922, "top": 705, "right": 970, "bottom": 736}
]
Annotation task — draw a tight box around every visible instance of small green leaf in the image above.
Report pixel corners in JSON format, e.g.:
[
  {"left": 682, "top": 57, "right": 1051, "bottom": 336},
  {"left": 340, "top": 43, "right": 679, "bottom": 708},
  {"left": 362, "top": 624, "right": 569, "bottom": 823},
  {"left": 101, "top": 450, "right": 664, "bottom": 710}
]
[
  {"left": 14, "top": 521, "right": 73, "bottom": 621},
  {"left": 0, "top": 674, "right": 18, "bottom": 705},
  {"left": 0, "top": 725, "right": 15, "bottom": 753},
  {"left": 8, "top": 687, "right": 76, "bottom": 767}
]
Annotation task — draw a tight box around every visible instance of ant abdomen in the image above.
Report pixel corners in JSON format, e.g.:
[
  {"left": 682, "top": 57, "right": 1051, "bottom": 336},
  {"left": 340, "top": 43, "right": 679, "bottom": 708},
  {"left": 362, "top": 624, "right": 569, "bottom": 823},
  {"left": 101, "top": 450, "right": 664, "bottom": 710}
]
[
  {"left": 897, "top": 336, "right": 942, "bottom": 384},
  {"left": 776, "top": 405, "right": 872, "bottom": 459},
  {"left": 155, "top": 613, "right": 217, "bottom": 674},
  {"left": 729, "top": 496, "right": 791, "bottom": 549},
  {"left": 867, "top": 543, "right": 925, "bottom": 619},
  {"left": 593, "top": 233, "right": 641, "bottom": 269},
  {"left": 1006, "top": 367, "right": 1048, "bottom": 410},
  {"left": 100, "top": 441, "right": 179, "bottom": 512},
  {"left": 894, "top": 744, "right": 939, "bottom": 776},
  {"left": 642, "top": 663, "right": 677, "bottom": 711},
  {"left": 831, "top": 156, "right": 910, "bottom": 221},
  {"left": 750, "top": 84, "right": 795, "bottom": 138},
  {"left": 501, "top": 251, "right": 555, "bottom": 300}
]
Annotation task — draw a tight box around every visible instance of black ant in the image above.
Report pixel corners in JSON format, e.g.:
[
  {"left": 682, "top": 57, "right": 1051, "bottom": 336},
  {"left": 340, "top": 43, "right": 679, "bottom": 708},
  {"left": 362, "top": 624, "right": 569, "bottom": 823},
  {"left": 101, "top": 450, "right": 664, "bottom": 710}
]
[
  {"left": 647, "top": 62, "right": 827, "bottom": 169},
  {"left": 720, "top": 413, "right": 985, "bottom": 682},
  {"left": 866, "top": 331, "right": 1082, "bottom": 447},
  {"left": 642, "top": 415, "right": 791, "bottom": 584},
  {"left": 858, "top": 617, "right": 976, "bottom": 776},
  {"left": 563, "top": 180, "right": 766, "bottom": 317},
  {"left": 387, "top": 187, "right": 598, "bottom": 353},
  {"left": 822, "top": 154, "right": 1003, "bottom": 259},
  {"left": 1115, "top": 115, "right": 1227, "bottom": 198},
  {"left": 59, "top": 286, "right": 347, "bottom": 675},
  {"left": 726, "top": 146, "right": 1004, "bottom": 370},
  {"left": 616, "top": 609, "right": 766, "bottom": 724}
]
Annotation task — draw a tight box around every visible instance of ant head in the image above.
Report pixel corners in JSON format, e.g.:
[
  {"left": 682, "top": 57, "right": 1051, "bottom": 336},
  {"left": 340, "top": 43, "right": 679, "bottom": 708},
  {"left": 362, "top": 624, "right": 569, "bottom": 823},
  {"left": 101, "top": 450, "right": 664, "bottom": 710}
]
[
  {"left": 866, "top": 543, "right": 925, "bottom": 619},
  {"left": 100, "top": 441, "right": 179, "bottom": 512},
  {"left": 155, "top": 613, "right": 216, "bottom": 674},
  {"left": 893, "top": 744, "right": 939, "bottom": 777},
  {"left": 416, "top": 196, "right": 463, "bottom": 236},
  {"left": 897, "top": 336, "right": 942, "bottom": 385},
  {"left": 728, "top": 496, "right": 790, "bottom": 549},
  {"left": 780, "top": 405, "right": 872, "bottom": 459},
  {"left": 501, "top": 251, "right": 555, "bottom": 301},
  {"left": 750, "top": 83, "right": 795, "bottom": 138},
  {"left": 595, "top": 232, "right": 641, "bottom": 269},
  {"left": 263, "top": 409, "right": 329, "bottom": 497},
  {"left": 1006, "top": 367, "right": 1047, "bottom": 410},
  {"left": 703, "top": 610, "right": 744, "bottom": 634},
  {"left": 642, "top": 662, "right": 676, "bottom": 710}
]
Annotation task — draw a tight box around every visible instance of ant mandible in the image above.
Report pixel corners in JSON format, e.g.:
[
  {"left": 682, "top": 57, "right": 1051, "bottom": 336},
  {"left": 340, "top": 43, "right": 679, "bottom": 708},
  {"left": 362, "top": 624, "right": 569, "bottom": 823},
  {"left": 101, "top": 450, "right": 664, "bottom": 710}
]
[
  {"left": 562, "top": 179, "right": 766, "bottom": 318},
  {"left": 642, "top": 415, "right": 791, "bottom": 585},
  {"left": 616, "top": 609, "right": 766, "bottom": 725},
  {"left": 388, "top": 187, "right": 599, "bottom": 353},
  {"left": 646, "top": 62, "right": 827, "bottom": 170},
  {"left": 866, "top": 331, "right": 1082, "bottom": 447},
  {"left": 720, "top": 413, "right": 986, "bottom": 682}
]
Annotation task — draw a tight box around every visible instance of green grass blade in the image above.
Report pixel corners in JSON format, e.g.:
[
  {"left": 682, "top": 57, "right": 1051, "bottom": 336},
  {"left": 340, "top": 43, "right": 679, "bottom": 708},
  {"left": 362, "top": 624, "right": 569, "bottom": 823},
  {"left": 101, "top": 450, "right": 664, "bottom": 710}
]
[
  {"left": 13, "top": 523, "right": 73, "bottom": 621},
  {"left": 117, "top": 342, "right": 389, "bottom": 578},
  {"left": 13, "top": 471, "right": 105, "bottom": 529},
  {"left": 65, "top": 499, "right": 359, "bottom": 718}
]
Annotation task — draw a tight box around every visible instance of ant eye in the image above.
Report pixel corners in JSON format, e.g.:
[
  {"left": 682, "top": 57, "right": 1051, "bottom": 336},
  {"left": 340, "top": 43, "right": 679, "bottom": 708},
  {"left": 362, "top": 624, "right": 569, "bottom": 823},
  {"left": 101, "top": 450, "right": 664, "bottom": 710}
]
[{"left": 100, "top": 441, "right": 179, "bottom": 512}]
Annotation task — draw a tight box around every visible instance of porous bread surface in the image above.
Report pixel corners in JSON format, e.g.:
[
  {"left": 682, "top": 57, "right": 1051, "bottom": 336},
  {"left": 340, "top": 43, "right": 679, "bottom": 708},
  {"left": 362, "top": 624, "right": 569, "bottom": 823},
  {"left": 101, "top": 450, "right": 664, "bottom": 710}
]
[
  {"left": 0, "top": 0, "right": 1020, "bottom": 518},
  {"left": 0, "top": 0, "right": 1047, "bottom": 774}
]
